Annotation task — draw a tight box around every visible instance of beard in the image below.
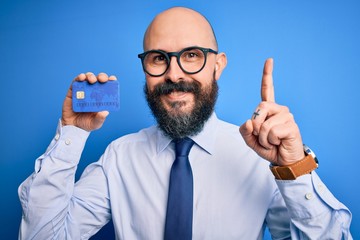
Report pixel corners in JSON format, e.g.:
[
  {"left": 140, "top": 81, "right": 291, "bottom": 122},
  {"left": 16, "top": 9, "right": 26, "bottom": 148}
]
[{"left": 144, "top": 74, "right": 218, "bottom": 140}]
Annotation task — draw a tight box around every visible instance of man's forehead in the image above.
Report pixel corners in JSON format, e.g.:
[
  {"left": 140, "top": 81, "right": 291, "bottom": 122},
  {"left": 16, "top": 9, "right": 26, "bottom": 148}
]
[
  {"left": 152, "top": 7, "right": 207, "bottom": 25},
  {"left": 143, "top": 7, "right": 216, "bottom": 51}
]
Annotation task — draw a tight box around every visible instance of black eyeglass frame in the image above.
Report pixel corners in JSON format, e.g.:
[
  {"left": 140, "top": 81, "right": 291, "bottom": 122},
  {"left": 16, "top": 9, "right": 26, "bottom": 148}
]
[{"left": 138, "top": 46, "right": 218, "bottom": 77}]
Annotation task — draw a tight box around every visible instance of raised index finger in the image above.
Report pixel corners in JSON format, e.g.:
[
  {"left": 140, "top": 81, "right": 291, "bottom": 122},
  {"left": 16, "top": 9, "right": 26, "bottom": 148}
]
[{"left": 261, "top": 58, "right": 275, "bottom": 102}]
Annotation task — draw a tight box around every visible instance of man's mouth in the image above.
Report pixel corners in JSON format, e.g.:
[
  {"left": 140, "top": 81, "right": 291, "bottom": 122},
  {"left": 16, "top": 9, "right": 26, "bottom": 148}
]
[{"left": 164, "top": 90, "right": 191, "bottom": 101}]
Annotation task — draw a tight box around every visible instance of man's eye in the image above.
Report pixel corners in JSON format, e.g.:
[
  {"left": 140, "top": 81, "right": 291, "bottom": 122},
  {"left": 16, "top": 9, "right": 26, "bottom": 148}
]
[
  {"left": 153, "top": 55, "right": 166, "bottom": 63},
  {"left": 185, "top": 52, "right": 199, "bottom": 58},
  {"left": 182, "top": 50, "right": 204, "bottom": 62}
]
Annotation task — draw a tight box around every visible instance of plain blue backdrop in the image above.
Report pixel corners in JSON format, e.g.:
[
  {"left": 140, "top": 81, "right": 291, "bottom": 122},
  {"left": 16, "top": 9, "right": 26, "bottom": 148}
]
[{"left": 1, "top": 0, "right": 359, "bottom": 239}]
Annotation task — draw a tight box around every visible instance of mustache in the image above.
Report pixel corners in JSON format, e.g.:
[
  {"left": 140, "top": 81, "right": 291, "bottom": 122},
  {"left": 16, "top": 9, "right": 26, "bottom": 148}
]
[{"left": 151, "top": 80, "right": 201, "bottom": 96}]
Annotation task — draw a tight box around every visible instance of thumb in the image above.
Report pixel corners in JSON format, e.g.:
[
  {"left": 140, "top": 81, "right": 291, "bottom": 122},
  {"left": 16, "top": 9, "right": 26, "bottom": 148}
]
[
  {"left": 90, "top": 111, "right": 110, "bottom": 130},
  {"left": 239, "top": 120, "right": 256, "bottom": 148}
]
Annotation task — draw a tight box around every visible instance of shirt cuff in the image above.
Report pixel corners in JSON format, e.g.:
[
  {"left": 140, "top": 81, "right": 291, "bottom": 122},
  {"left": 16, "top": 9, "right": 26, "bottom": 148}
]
[
  {"left": 275, "top": 172, "right": 337, "bottom": 219},
  {"left": 35, "top": 120, "right": 90, "bottom": 172}
]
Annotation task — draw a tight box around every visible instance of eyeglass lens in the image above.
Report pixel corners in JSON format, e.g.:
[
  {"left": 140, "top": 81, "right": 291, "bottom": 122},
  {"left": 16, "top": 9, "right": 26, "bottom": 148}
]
[{"left": 143, "top": 48, "right": 206, "bottom": 76}]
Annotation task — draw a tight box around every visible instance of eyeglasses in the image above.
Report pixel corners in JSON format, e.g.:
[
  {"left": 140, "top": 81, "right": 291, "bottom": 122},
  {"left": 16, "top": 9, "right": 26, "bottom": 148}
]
[{"left": 138, "top": 46, "right": 218, "bottom": 77}]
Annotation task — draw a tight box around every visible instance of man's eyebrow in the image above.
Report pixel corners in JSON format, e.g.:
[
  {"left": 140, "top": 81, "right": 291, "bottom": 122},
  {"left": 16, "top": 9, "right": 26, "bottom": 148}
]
[{"left": 147, "top": 46, "right": 204, "bottom": 52}]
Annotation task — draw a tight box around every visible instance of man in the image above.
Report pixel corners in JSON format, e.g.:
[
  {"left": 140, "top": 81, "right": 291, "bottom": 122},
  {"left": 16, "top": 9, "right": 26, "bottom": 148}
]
[{"left": 18, "top": 7, "right": 352, "bottom": 239}]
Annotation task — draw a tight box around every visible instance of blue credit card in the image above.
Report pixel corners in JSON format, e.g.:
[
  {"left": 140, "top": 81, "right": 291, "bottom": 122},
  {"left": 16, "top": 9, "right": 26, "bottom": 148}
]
[{"left": 72, "top": 80, "right": 120, "bottom": 112}]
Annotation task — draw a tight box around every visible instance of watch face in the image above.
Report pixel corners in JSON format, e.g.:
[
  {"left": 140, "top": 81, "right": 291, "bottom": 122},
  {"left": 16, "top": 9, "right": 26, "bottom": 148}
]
[{"left": 303, "top": 144, "right": 318, "bottom": 164}]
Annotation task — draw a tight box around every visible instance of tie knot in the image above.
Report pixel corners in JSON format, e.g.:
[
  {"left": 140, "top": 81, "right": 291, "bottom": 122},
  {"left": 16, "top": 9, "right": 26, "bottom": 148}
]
[{"left": 175, "top": 137, "right": 194, "bottom": 157}]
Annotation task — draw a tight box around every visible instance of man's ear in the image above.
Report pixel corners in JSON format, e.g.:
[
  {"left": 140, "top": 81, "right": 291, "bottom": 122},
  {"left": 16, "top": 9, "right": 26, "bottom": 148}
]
[{"left": 214, "top": 52, "right": 227, "bottom": 80}]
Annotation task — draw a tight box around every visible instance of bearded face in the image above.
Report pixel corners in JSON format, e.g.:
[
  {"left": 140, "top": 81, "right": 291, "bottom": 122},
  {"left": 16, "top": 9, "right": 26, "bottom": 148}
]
[{"left": 144, "top": 74, "right": 218, "bottom": 140}]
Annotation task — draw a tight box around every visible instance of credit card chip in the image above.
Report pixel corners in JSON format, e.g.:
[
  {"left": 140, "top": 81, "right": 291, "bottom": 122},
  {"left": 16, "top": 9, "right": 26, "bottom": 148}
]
[{"left": 76, "top": 91, "right": 85, "bottom": 99}]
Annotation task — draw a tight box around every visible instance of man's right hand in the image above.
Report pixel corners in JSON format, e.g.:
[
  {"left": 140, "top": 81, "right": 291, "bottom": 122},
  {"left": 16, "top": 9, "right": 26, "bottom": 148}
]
[{"left": 61, "top": 72, "right": 117, "bottom": 131}]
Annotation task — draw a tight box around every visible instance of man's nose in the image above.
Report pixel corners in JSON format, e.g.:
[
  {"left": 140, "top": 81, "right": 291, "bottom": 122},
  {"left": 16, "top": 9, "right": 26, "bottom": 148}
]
[{"left": 164, "top": 56, "right": 185, "bottom": 82}]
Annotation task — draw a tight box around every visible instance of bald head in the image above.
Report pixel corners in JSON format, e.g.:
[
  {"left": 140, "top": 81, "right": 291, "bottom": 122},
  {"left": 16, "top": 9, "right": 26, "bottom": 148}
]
[{"left": 143, "top": 7, "right": 218, "bottom": 51}]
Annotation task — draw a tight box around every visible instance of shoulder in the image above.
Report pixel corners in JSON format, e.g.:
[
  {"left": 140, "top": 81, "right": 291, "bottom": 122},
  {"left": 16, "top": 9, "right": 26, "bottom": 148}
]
[
  {"left": 109, "top": 125, "right": 158, "bottom": 150},
  {"left": 96, "top": 125, "right": 160, "bottom": 169}
]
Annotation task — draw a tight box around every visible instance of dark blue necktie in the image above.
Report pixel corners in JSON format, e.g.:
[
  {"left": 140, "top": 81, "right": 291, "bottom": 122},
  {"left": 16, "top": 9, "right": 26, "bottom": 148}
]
[{"left": 164, "top": 137, "right": 195, "bottom": 240}]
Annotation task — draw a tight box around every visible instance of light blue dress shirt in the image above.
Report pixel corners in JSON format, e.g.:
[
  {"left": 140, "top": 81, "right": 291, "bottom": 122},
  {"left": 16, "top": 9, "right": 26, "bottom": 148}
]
[{"left": 18, "top": 113, "right": 352, "bottom": 239}]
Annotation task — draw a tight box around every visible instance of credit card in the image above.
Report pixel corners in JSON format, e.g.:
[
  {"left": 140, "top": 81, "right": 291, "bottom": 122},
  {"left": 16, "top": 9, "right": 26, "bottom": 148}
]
[{"left": 72, "top": 80, "right": 120, "bottom": 112}]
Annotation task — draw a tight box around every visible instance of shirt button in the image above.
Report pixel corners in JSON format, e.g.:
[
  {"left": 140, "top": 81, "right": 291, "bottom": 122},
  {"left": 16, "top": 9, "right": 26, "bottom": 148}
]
[
  {"left": 65, "top": 139, "right": 71, "bottom": 145},
  {"left": 305, "top": 193, "right": 313, "bottom": 200},
  {"left": 54, "top": 134, "right": 60, "bottom": 141}
]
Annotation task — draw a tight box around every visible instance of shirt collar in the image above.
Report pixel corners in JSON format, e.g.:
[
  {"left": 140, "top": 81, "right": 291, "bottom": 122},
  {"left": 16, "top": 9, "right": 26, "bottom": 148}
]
[
  {"left": 190, "top": 112, "right": 218, "bottom": 155},
  {"left": 156, "top": 112, "right": 219, "bottom": 155},
  {"left": 156, "top": 129, "right": 172, "bottom": 154}
]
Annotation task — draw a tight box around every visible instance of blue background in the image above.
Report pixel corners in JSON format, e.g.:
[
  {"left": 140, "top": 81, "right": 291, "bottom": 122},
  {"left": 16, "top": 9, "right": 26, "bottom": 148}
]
[{"left": 1, "top": 0, "right": 359, "bottom": 239}]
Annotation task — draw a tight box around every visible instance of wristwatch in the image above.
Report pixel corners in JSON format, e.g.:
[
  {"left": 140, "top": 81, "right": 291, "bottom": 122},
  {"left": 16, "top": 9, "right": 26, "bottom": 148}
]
[{"left": 270, "top": 145, "right": 319, "bottom": 180}]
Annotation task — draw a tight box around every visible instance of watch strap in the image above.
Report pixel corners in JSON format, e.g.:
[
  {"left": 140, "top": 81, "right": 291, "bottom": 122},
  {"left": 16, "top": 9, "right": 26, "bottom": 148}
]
[{"left": 270, "top": 154, "right": 318, "bottom": 180}]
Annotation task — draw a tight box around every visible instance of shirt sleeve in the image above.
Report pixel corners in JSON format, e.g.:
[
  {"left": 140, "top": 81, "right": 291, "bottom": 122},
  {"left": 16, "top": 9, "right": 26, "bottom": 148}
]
[
  {"left": 18, "top": 120, "right": 105, "bottom": 240},
  {"left": 275, "top": 172, "right": 353, "bottom": 239}
]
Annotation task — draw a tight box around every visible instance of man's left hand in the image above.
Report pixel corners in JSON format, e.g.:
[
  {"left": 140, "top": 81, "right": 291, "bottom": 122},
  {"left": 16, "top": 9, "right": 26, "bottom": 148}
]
[{"left": 239, "top": 58, "right": 305, "bottom": 166}]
